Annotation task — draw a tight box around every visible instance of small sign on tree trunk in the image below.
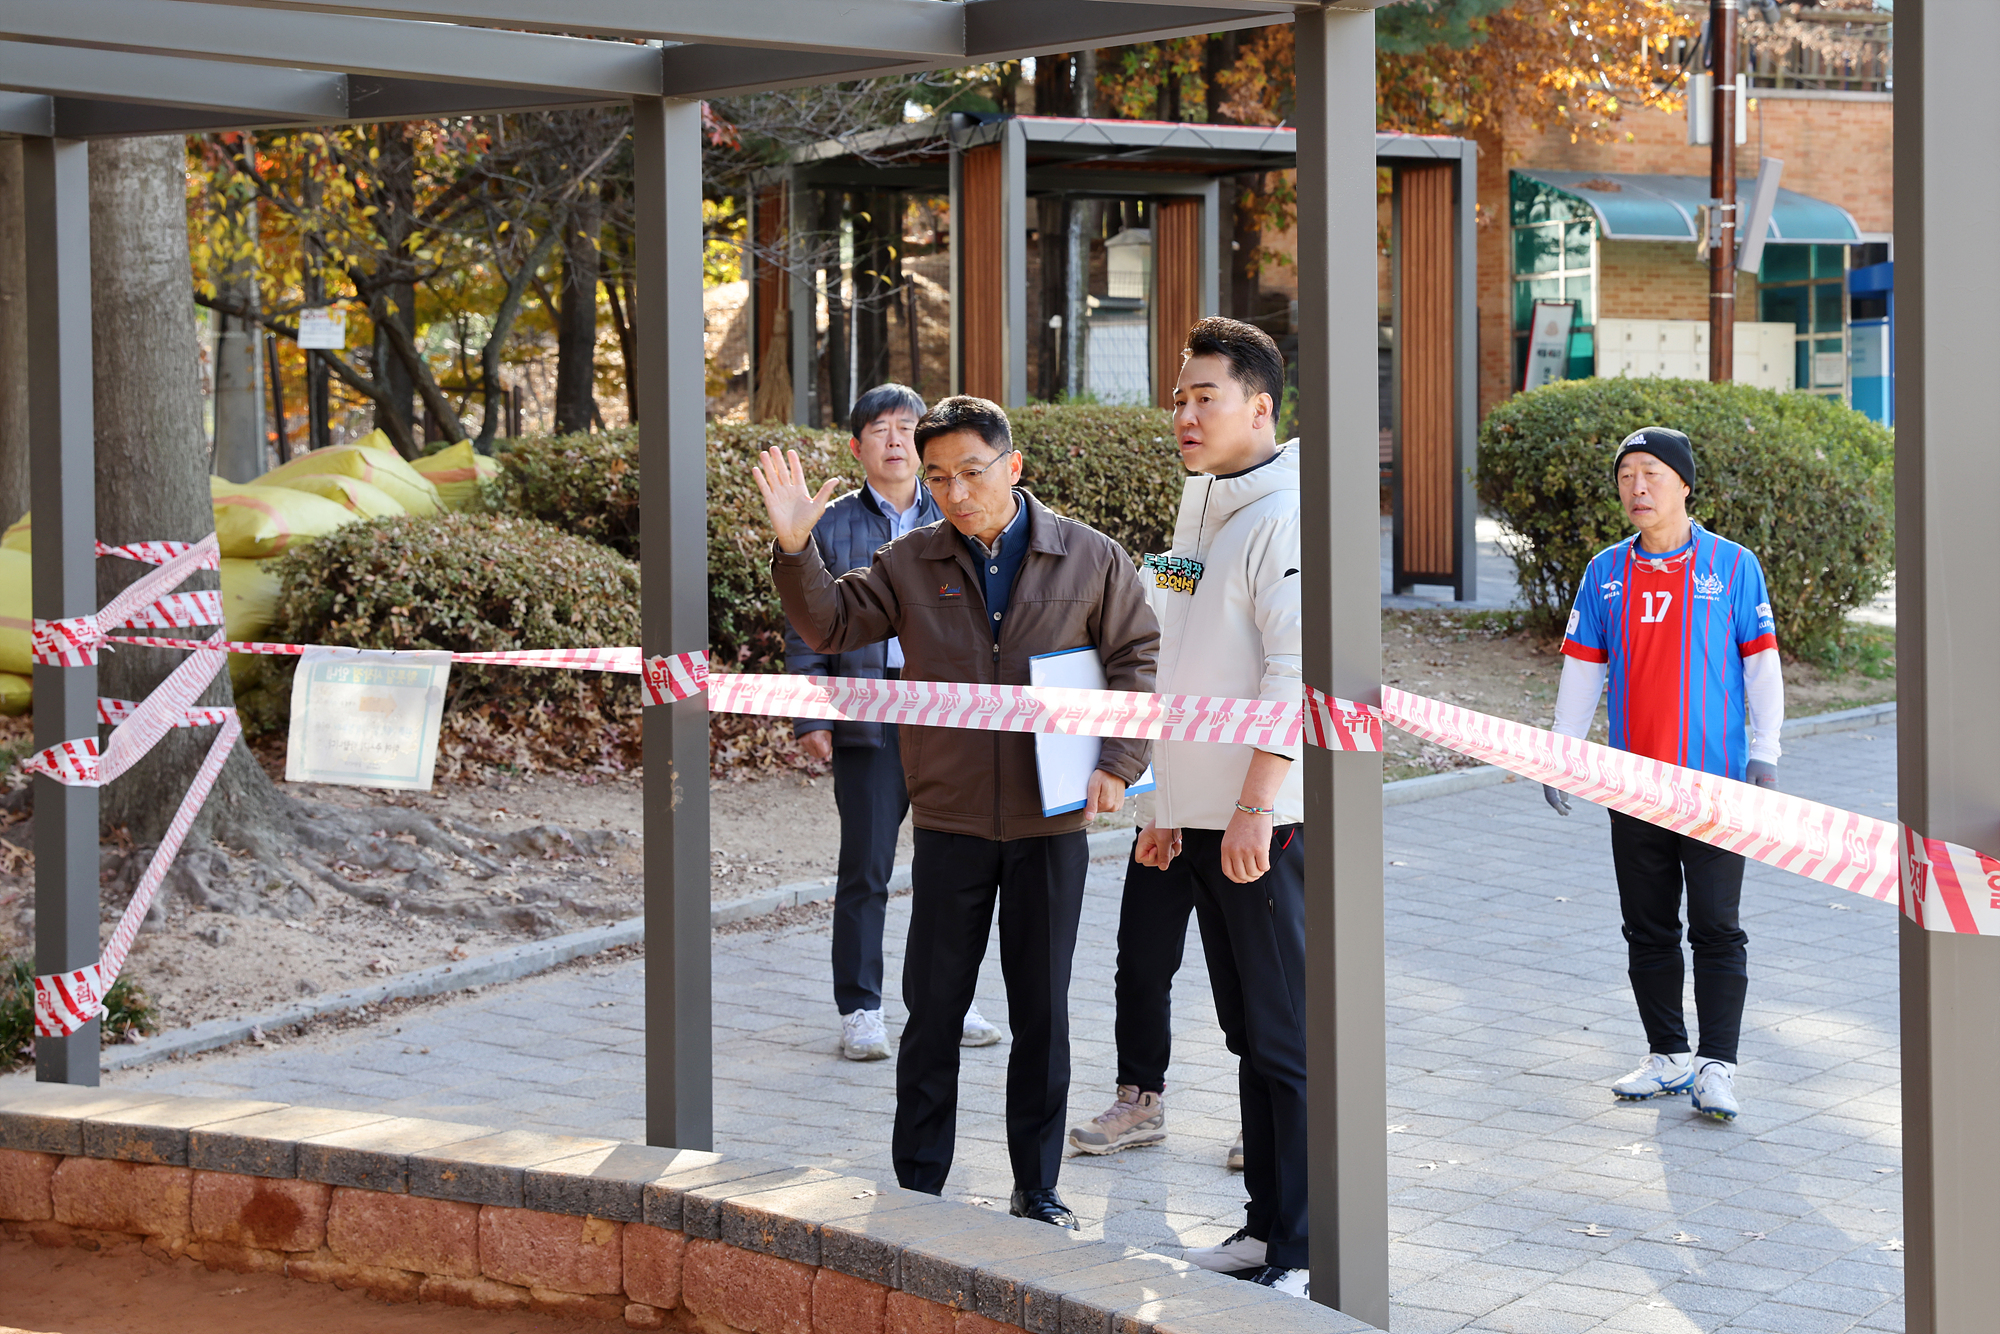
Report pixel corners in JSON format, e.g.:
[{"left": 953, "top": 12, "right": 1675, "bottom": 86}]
[
  {"left": 297, "top": 307, "right": 348, "bottom": 350},
  {"left": 285, "top": 648, "right": 451, "bottom": 790}
]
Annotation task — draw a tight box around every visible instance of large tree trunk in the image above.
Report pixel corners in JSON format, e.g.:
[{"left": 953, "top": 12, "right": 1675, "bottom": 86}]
[
  {"left": 89, "top": 135, "right": 287, "bottom": 847},
  {"left": 0, "top": 137, "right": 28, "bottom": 526},
  {"left": 554, "top": 185, "right": 602, "bottom": 434},
  {"left": 820, "top": 190, "right": 849, "bottom": 429},
  {"left": 852, "top": 191, "right": 893, "bottom": 397},
  {"left": 371, "top": 125, "right": 419, "bottom": 454}
]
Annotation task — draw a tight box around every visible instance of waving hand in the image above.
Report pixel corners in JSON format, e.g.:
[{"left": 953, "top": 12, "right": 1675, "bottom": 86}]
[{"left": 751, "top": 447, "right": 843, "bottom": 555}]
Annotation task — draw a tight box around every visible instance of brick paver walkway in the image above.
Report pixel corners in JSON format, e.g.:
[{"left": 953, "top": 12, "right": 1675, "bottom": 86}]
[{"left": 49, "top": 725, "right": 1906, "bottom": 1332}]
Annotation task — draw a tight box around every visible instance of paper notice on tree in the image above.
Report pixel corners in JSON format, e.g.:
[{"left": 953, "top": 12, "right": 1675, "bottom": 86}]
[
  {"left": 285, "top": 647, "right": 450, "bottom": 790},
  {"left": 297, "top": 307, "right": 348, "bottom": 350},
  {"left": 1028, "top": 646, "right": 1155, "bottom": 818}
]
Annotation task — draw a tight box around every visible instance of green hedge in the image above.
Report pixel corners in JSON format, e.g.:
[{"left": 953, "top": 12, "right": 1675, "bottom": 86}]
[
  {"left": 497, "top": 405, "right": 1184, "bottom": 671},
  {"left": 1478, "top": 378, "right": 1894, "bottom": 658},
  {"left": 237, "top": 514, "right": 644, "bottom": 771}
]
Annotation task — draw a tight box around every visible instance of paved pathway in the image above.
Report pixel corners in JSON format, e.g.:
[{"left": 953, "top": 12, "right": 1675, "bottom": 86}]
[{"left": 49, "top": 725, "right": 1906, "bottom": 1332}]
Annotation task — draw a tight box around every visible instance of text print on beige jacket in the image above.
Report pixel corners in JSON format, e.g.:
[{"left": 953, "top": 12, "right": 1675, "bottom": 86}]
[{"left": 772, "top": 488, "right": 1161, "bottom": 841}]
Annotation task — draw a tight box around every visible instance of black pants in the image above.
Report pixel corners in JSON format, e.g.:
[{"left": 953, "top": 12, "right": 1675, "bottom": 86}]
[
  {"left": 829, "top": 722, "right": 907, "bottom": 1015},
  {"left": 1113, "top": 837, "right": 1197, "bottom": 1095},
  {"left": 1609, "top": 810, "right": 1749, "bottom": 1064},
  {"left": 892, "top": 828, "right": 1088, "bottom": 1196},
  {"left": 1182, "top": 825, "right": 1310, "bottom": 1269}
]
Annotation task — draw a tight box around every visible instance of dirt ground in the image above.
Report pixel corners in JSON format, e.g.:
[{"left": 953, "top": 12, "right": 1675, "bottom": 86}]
[
  {"left": 0, "top": 609, "right": 1895, "bottom": 1050},
  {"left": 0, "top": 1235, "right": 602, "bottom": 1334}
]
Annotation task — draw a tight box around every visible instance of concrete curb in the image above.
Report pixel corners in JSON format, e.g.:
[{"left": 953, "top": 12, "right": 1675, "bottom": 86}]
[{"left": 104, "top": 701, "right": 1896, "bottom": 1071}]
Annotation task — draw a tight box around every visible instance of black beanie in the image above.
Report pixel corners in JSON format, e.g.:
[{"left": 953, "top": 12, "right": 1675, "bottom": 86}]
[{"left": 1612, "top": 426, "right": 1695, "bottom": 492}]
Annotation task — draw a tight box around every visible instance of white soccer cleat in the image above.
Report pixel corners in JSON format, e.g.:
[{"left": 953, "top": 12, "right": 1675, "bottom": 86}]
[
  {"left": 1184, "top": 1227, "right": 1267, "bottom": 1274},
  {"left": 1612, "top": 1052, "right": 1694, "bottom": 1100},
  {"left": 1691, "top": 1060, "right": 1741, "bottom": 1122},
  {"left": 1241, "top": 1265, "right": 1310, "bottom": 1299},
  {"left": 840, "top": 1008, "right": 890, "bottom": 1062}
]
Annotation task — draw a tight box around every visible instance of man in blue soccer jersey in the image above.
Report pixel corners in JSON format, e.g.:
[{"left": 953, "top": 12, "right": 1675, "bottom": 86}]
[{"left": 1545, "top": 427, "right": 1785, "bottom": 1123}]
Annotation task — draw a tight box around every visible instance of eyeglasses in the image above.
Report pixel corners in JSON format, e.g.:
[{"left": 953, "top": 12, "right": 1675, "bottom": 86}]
[{"left": 921, "top": 449, "right": 1016, "bottom": 494}]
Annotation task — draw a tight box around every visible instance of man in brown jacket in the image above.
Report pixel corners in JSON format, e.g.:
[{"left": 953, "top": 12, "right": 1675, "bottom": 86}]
[{"left": 755, "top": 395, "right": 1159, "bottom": 1229}]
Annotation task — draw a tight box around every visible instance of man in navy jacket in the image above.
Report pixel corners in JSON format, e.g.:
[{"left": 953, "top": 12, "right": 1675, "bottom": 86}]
[{"left": 782, "top": 384, "right": 1001, "bottom": 1061}]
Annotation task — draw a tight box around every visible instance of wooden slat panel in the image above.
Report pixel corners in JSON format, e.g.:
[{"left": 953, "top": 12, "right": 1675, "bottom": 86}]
[
  {"left": 1398, "top": 165, "right": 1455, "bottom": 578},
  {"left": 959, "top": 144, "right": 1004, "bottom": 402},
  {"left": 1154, "top": 197, "right": 1202, "bottom": 407}
]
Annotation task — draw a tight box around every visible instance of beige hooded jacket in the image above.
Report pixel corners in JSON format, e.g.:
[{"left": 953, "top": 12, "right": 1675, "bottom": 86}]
[{"left": 1147, "top": 442, "right": 1304, "bottom": 830}]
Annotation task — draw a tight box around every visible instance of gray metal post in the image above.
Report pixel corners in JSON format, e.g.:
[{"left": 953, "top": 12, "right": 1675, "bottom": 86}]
[
  {"left": 633, "top": 96, "right": 713, "bottom": 1152},
  {"left": 789, "top": 168, "right": 815, "bottom": 427},
  {"left": 24, "top": 135, "right": 98, "bottom": 1084},
  {"left": 947, "top": 125, "right": 962, "bottom": 398},
  {"left": 1453, "top": 144, "right": 1478, "bottom": 603},
  {"left": 1199, "top": 177, "right": 1221, "bottom": 319},
  {"left": 1294, "top": 6, "right": 1388, "bottom": 1325},
  {"left": 1001, "top": 117, "right": 1027, "bottom": 408},
  {"left": 1895, "top": 5, "right": 2000, "bottom": 1329}
]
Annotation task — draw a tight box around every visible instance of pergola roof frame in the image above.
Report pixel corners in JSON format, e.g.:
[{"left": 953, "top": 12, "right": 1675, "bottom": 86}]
[{"left": 17, "top": 6, "right": 1998, "bottom": 1332}]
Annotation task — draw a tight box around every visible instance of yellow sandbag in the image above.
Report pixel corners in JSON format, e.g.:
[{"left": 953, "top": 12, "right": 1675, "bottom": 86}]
[
  {"left": 0, "top": 670, "right": 28, "bottom": 715},
  {"left": 0, "top": 548, "right": 31, "bottom": 675},
  {"left": 211, "top": 477, "right": 360, "bottom": 559},
  {"left": 220, "top": 557, "right": 282, "bottom": 641},
  {"left": 1, "top": 512, "right": 27, "bottom": 552},
  {"left": 411, "top": 440, "right": 501, "bottom": 512},
  {"left": 257, "top": 443, "right": 441, "bottom": 517},
  {"left": 348, "top": 428, "right": 400, "bottom": 459},
  {"left": 267, "top": 472, "right": 406, "bottom": 519}
]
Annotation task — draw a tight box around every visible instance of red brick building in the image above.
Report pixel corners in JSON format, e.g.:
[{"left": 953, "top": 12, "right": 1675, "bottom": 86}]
[{"left": 1476, "top": 85, "right": 1893, "bottom": 416}]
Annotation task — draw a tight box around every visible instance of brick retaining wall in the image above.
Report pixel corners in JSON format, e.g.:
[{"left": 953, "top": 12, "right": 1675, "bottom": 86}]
[{"left": 0, "top": 1084, "right": 1366, "bottom": 1334}]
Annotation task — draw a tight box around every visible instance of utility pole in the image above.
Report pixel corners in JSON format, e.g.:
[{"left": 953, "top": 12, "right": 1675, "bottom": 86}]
[{"left": 1708, "top": 0, "right": 1738, "bottom": 380}]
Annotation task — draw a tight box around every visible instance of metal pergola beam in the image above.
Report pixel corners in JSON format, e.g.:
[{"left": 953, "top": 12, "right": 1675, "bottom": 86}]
[
  {"left": 0, "top": 41, "right": 346, "bottom": 120},
  {"left": 165, "top": 0, "right": 968, "bottom": 58},
  {"left": 0, "top": 0, "right": 668, "bottom": 96},
  {"left": 658, "top": 46, "right": 932, "bottom": 100},
  {"left": 1296, "top": 3, "right": 1390, "bottom": 1324},
  {"left": 25, "top": 136, "right": 99, "bottom": 1086},
  {"left": 1896, "top": 4, "right": 2000, "bottom": 1330},
  {"left": 961, "top": 0, "right": 1288, "bottom": 60},
  {"left": 633, "top": 97, "right": 714, "bottom": 1154},
  {"left": 0, "top": 92, "right": 53, "bottom": 135}
]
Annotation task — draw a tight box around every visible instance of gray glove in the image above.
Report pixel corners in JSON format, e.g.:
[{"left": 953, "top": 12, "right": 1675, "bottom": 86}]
[
  {"left": 1544, "top": 784, "right": 1572, "bottom": 817},
  {"left": 1746, "top": 760, "right": 1778, "bottom": 790}
]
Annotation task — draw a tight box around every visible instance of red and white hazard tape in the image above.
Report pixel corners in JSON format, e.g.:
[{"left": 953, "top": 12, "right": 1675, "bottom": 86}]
[
  {"left": 108, "top": 636, "right": 644, "bottom": 678},
  {"left": 34, "top": 714, "right": 242, "bottom": 1038},
  {"left": 97, "top": 697, "right": 236, "bottom": 729},
  {"left": 96, "top": 539, "right": 202, "bottom": 566},
  {"left": 31, "top": 535, "right": 222, "bottom": 666}
]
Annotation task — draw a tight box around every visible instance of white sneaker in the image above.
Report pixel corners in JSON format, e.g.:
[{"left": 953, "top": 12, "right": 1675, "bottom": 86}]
[
  {"left": 840, "top": 1008, "right": 890, "bottom": 1061},
  {"left": 1184, "top": 1226, "right": 1267, "bottom": 1274},
  {"left": 961, "top": 1002, "right": 1003, "bottom": 1047},
  {"left": 1242, "top": 1265, "right": 1310, "bottom": 1299},
  {"left": 1691, "top": 1059, "right": 1740, "bottom": 1122},
  {"left": 1612, "top": 1052, "right": 1694, "bottom": 1100}
]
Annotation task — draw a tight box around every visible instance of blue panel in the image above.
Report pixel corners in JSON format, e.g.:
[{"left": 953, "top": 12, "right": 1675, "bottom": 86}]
[{"left": 1849, "top": 260, "right": 1894, "bottom": 296}]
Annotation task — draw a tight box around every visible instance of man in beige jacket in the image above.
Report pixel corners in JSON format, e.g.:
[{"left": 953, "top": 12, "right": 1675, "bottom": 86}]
[
  {"left": 1067, "top": 318, "right": 1310, "bottom": 1299},
  {"left": 754, "top": 395, "right": 1159, "bottom": 1229}
]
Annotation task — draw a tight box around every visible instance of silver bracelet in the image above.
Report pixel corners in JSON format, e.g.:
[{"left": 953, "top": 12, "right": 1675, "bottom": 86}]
[{"left": 1234, "top": 802, "right": 1274, "bottom": 816}]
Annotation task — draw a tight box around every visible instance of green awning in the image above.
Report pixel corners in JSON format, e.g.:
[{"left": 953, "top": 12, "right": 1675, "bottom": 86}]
[{"left": 1513, "top": 169, "right": 1863, "bottom": 245}]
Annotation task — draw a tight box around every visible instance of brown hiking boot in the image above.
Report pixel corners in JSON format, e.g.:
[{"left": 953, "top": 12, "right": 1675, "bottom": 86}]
[{"left": 1067, "top": 1085, "right": 1166, "bottom": 1155}]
